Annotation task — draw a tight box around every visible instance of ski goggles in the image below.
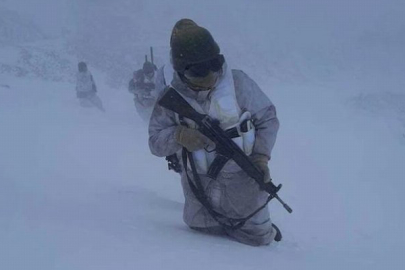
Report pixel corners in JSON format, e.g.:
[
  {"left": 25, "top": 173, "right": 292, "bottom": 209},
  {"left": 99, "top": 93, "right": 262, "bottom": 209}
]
[{"left": 183, "top": 54, "right": 225, "bottom": 78}]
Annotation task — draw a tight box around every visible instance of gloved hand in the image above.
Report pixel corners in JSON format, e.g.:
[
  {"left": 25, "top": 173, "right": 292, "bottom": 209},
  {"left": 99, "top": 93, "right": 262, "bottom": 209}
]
[
  {"left": 175, "top": 126, "right": 214, "bottom": 152},
  {"left": 250, "top": 154, "right": 271, "bottom": 183}
]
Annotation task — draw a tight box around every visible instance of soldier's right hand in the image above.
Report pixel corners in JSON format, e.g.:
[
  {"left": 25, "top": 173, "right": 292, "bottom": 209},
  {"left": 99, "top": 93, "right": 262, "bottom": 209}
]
[
  {"left": 250, "top": 154, "right": 272, "bottom": 183},
  {"left": 175, "top": 126, "right": 214, "bottom": 152}
]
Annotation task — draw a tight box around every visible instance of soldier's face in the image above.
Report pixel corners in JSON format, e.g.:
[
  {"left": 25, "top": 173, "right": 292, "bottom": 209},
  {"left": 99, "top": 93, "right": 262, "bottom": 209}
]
[
  {"left": 184, "top": 70, "right": 220, "bottom": 91},
  {"left": 182, "top": 54, "right": 224, "bottom": 91}
]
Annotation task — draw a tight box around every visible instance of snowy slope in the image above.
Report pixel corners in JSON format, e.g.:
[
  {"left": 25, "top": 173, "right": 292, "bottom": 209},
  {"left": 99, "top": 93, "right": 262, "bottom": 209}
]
[
  {"left": 1, "top": 0, "right": 405, "bottom": 269},
  {"left": 1, "top": 63, "right": 404, "bottom": 270}
]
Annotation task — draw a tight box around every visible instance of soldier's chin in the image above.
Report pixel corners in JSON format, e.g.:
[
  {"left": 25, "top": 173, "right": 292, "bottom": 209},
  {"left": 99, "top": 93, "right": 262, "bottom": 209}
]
[
  {"left": 187, "top": 79, "right": 217, "bottom": 91},
  {"left": 188, "top": 85, "right": 211, "bottom": 91}
]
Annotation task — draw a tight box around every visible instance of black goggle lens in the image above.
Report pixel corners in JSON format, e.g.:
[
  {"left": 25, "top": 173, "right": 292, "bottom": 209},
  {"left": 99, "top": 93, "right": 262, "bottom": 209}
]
[{"left": 184, "top": 55, "right": 224, "bottom": 77}]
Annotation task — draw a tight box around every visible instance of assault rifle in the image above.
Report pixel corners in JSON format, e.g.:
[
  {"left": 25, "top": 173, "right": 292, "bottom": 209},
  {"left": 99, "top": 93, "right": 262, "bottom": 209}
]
[{"left": 158, "top": 88, "right": 293, "bottom": 213}]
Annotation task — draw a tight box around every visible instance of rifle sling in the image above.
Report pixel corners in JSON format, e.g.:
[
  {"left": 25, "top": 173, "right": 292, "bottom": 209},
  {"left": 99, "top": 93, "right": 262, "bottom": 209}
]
[
  {"left": 207, "top": 154, "right": 229, "bottom": 180},
  {"left": 182, "top": 148, "right": 273, "bottom": 231},
  {"left": 176, "top": 108, "right": 274, "bottom": 230}
]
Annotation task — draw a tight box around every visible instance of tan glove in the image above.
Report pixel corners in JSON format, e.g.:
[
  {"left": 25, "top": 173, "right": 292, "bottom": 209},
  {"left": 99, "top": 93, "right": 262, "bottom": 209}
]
[
  {"left": 250, "top": 154, "right": 271, "bottom": 183},
  {"left": 175, "top": 126, "right": 214, "bottom": 152}
]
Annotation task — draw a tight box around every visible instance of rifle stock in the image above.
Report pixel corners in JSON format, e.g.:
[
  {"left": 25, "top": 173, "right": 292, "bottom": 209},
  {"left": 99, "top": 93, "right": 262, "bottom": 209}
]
[{"left": 158, "top": 88, "right": 205, "bottom": 123}]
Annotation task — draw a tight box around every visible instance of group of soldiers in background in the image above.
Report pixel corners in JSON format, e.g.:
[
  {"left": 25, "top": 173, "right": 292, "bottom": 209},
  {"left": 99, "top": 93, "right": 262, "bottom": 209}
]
[{"left": 74, "top": 48, "right": 158, "bottom": 118}]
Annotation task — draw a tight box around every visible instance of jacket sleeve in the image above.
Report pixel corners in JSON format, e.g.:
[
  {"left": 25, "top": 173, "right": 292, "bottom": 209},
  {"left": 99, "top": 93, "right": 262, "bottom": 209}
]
[
  {"left": 148, "top": 94, "right": 183, "bottom": 157},
  {"left": 252, "top": 105, "right": 279, "bottom": 159},
  {"left": 233, "top": 70, "right": 280, "bottom": 160}
]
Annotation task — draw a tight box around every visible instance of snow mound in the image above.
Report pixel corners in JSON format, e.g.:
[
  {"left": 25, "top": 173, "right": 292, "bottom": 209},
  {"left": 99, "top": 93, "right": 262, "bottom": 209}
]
[{"left": 0, "top": 42, "right": 76, "bottom": 82}]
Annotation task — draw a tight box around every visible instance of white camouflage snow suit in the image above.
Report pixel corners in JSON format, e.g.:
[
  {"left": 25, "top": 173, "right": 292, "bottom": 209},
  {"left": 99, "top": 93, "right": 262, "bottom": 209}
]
[
  {"left": 149, "top": 67, "right": 280, "bottom": 246},
  {"left": 75, "top": 70, "right": 104, "bottom": 111},
  {"left": 129, "top": 70, "right": 165, "bottom": 122}
]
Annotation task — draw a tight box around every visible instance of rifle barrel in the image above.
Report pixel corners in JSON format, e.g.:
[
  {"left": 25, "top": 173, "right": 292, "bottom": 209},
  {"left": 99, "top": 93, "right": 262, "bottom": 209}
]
[{"left": 275, "top": 195, "right": 293, "bottom": 213}]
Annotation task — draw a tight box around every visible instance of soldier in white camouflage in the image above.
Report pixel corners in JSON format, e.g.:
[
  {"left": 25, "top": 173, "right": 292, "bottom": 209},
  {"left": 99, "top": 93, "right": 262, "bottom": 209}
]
[
  {"left": 149, "top": 19, "right": 281, "bottom": 246},
  {"left": 129, "top": 61, "right": 161, "bottom": 121}
]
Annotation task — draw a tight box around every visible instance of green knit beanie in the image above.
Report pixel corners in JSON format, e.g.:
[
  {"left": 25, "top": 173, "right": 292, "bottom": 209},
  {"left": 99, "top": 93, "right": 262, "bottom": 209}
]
[{"left": 170, "top": 19, "right": 220, "bottom": 73}]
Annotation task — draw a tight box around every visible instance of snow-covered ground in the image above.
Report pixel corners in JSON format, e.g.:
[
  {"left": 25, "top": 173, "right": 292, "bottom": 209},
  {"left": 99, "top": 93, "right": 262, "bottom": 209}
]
[{"left": 1, "top": 0, "right": 405, "bottom": 269}]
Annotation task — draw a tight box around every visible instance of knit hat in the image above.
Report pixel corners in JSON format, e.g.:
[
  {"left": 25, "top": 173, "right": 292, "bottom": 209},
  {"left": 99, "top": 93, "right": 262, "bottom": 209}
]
[{"left": 170, "top": 19, "right": 220, "bottom": 73}]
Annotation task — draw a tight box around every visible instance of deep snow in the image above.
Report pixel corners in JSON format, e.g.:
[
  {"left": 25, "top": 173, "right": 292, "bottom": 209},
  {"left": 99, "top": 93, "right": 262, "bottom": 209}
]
[{"left": 1, "top": 0, "right": 405, "bottom": 269}]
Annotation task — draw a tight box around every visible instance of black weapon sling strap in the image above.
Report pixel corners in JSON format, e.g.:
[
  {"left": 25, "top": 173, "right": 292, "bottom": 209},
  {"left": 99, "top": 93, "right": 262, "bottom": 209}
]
[{"left": 179, "top": 116, "right": 274, "bottom": 231}]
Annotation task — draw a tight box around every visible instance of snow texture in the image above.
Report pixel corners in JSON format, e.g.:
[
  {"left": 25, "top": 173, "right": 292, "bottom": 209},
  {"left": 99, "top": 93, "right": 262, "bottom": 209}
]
[{"left": 0, "top": 0, "right": 404, "bottom": 269}]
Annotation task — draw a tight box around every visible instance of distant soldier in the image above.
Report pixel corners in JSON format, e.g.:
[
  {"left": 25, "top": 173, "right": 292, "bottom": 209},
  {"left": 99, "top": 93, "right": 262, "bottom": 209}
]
[
  {"left": 75, "top": 62, "right": 105, "bottom": 112},
  {"left": 128, "top": 61, "right": 159, "bottom": 121}
]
